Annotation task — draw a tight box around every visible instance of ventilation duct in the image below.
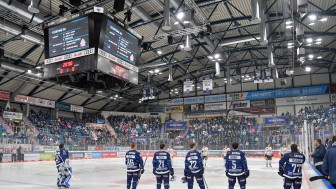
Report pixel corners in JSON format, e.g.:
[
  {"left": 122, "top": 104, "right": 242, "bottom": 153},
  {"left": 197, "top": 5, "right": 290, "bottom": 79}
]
[
  {"left": 0, "top": 0, "right": 43, "bottom": 24},
  {"left": 267, "top": 45, "right": 275, "bottom": 67},
  {"left": 28, "top": 0, "right": 40, "bottom": 14},
  {"left": 251, "top": 0, "right": 261, "bottom": 24},
  {"left": 215, "top": 62, "right": 220, "bottom": 76},
  {"left": 138, "top": 62, "right": 168, "bottom": 69},
  {"left": 162, "top": 0, "right": 171, "bottom": 31},
  {"left": 259, "top": 0, "right": 268, "bottom": 45},
  {"left": 168, "top": 65, "right": 173, "bottom": 81},
  {"left": 1, "top": 62, "right": 41, "bottom": 77}
]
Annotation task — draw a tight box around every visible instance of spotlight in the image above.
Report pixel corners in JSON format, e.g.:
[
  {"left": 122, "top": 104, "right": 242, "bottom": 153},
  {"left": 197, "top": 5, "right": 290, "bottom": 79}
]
[
  {"left": 214, "top": 54, "right": 220, "bottom": 59},
  {"left": 308, "top": 54, "right": 314, "bottom": 59},
  {"left": 308, "top": 14, "right": 317, "bottom": 20},
  {"left": 317, "top": 56, "right": 322, "bottom": 59},
  {"left": 319, "top": 17, "right": 328, "bottom": 22},
  {"left": 285, "top": 20, "right": 293, "bottom": 25},
  {"left": 28, "top": 0, "right": 40, "bottom": 14},
  {"left": 177, "top": 12, "right": 185, "bottom": 20},
  {"left": 154, "top": 69, "right": 160, "bottom": 73},
  {"left": 168, "top": 35, "right": 173, "bottom": 45},
  {"left": 157, "top": 50, "right": 163, "bottom": 55},
  {"left": 308, "top": 22, "right": 315, "bottom": 26},
  {"left": 315, "top": 38, "right": 322, "bottom": 42},
  {"left": 207, "top": 56, "right": 213, "bottom": 60},
  {"left": 305, "top": 67, "right": 311, "bottom": 72},
  {"left": 306, "top": 38, "right": 313, "bottom": 43},
  {"left": 286, "top": 25, "right": 293, "bottom": 29}
]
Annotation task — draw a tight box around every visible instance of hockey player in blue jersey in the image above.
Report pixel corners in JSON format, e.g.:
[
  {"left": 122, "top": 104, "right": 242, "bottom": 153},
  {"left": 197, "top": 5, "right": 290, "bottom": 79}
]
[
  {"left": 184, "top": 142, "right": 205, "bottom": 189},
  {"left": 55, "top": 144, "right": 71, "bottom": 188},
  {"left": 278, "top": 144, "right": 306, "bottom": 189},
  {"left": 125, "top": 142, "right": 144, "bottom": 189},
  {"left": 225, "top": 142, "right": 249, "bottom": 189},
  {"left": 152, "top": 144, "right": 174, "bottom": 189}
]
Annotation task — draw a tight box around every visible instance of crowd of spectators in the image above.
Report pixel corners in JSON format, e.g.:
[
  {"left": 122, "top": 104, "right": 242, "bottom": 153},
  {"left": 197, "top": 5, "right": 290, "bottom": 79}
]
[
  {"left": 107, "top": 115, "right": 162, "bottom": 146},
  {"left": 29, "top": 110, "right": 113, "bottom": 146},
  {"left": 82, "top": 113, "right": 105, "bottom": 123}
]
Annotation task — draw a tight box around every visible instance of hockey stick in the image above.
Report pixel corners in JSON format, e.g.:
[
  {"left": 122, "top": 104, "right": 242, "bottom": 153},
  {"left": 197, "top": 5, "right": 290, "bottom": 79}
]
[
  {"left": 137, "top": 150, "right": 150, "bottom": 184},
  {"left": 309, "top": 176, "right": 329, "bottom": 182},
  {"left": 203, "top": 176, "right": 209, "bottom": 189}
]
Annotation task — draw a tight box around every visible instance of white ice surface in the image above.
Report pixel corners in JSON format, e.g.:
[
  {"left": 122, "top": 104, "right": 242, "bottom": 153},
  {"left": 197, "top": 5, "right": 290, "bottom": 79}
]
[{"left": 0, "top": 157, "right": 313, "bottom": 189}]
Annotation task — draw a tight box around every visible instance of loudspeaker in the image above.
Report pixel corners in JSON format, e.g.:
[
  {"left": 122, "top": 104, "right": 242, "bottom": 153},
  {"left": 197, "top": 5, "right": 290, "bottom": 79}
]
[
  {"left": 114, "top": 0, "right": 125, "bottom": 12},
  {"left": 69, "top": 0, "right": 81, "bottom": 7}
]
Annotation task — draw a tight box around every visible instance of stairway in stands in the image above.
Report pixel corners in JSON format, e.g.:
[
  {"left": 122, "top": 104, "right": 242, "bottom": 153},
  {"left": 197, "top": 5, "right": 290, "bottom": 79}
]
[
  {"left": 0, "top": 117, "right": 14, "bottom": 135},
  {"left": 104, "top": 118, "right": 116, "bottom": 136},
  {"left": 22, "top": 117, "right": 39, "bottom": 144}
]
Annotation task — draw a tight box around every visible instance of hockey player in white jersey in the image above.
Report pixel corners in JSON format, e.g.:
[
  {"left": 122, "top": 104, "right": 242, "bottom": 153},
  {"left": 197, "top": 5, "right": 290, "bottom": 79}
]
[
  {"left": 167, "top": 146, "right": 174, "bottom": 165},
  {"left": 279, "top": 145, "right": 287, "bottom": 158},
  {"left": 222, "top": 145, "right": 230, "bottom": 166},
  {"left": 264, "top": 144, "right": 273, "bottom": 167},
  {"left": 201, "top": 145, "right": 209, "bottom": 167}
]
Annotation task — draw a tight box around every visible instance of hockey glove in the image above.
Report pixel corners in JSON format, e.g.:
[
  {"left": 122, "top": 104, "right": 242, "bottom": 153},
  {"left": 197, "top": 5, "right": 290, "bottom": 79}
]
[
  {"left": 225, "top": 171, "right": 229, "bottom": 177},
  {"left": 278, "top": 169, "right": 284, "bottom": 177},
  {"left": 153, "top": 169, "right": 156, "bottom": 175},
  {"left": 244, "top": 170, "right": 250, "bottom": 178},
  {"left": 170, "top": 168, "right": 175, "bottom": 176},
  {"left": 199, "top": 168, "right": 204, "bottom": 176},
  {"left": 140, "top": 169, "right": 145, "bottom": 174}
]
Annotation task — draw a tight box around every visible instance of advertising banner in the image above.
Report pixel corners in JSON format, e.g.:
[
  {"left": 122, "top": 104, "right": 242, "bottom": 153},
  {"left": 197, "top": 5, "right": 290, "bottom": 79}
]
[
  {"left": 166, "top": 98, "right": 184, "bottom": 105},
  {"left": 204, "top": 102, "right": 226, "bottom": 111},
  {"left": 40, "top": 153, "right": 56, "bottom": 161},
  {"left": 14, "top": 95, "right": 37, "bottom": 104},
  {"left": 276, "top": 94, "right": 330, "bottom": 106},
  {"left": 117, "top": 152, "right": 126, "bottom": 157},
  {"left": 203, "top": 79, "right": 213, "bottom": 94},
  {"left": 86, "top": 123, "right": 106, "bottom": 129},
  {"left": 204, "top": 94, "right": 226, "bottom": 103},
  {"left": 70, "top": 152, "right": 85, "bottom": 159},
  {"left": 43, "top": 146, "right": 58, "bottom": 151},
  {"left": 228, "top": 101, "right": 250, "bottom": 109},
  {"left": 184, "top": 96, "right": 204, "bottom": 104},
  {"left": 275, "top": 85, "right": 328, "bottom": 98},
  {"left": 185, "top": 111, "right": 226, "bottom": 118},
  {"left": 33, "top": 146, "right": 44, "bottom": 152},
  {"left": 97, "top": 119, "right": 105, "bottom": 124},
  {"left": 24, "top": 153, "right": 40, "bottom": 161},
  {"left": 84, "top": 152, "right": 93, "bottom": 159},
  {"left": 71, "top": 105, "right": 83, "bottom": 113},
  {"left": 3, "top": 111, "right": 23, "bottom": 120},
  {"left": 92, "top": 152, "right": 102, "bottom": 158},
  {"left": 227, "top": 93, "right": 247, "bottom": 101},
  {"left": 183, "top": 80, "right": 194, "bottom": 94},
  {"left": 0, "top": 91, "right": 10, "bottom": 101},
  {"left": 250, "top": 99, "right": 275, "bottom": 107},
  {"left": 165, "top": 106, "right": 184, "bottom": 113},
  {"left": 132, "top": 136, "right": 149, "bottom": 142},
  {"left": 146, "top": 105, "right": 164, "bottom": 113},
  {"left": 184, "top": 104, "right": 204, "bottom": 112},
  {"left": 254, "top": 69, "right": 263, "bottom": 83},
  {"left": 102, "top": 152, "right": 117, "bottom": 158},
  {"left": 55, "top": 101, "right": 71, "bottom": 111},
  {"left": 245, "top": 90, "right": 275, "bottom": 100},
  {"left": 165, "top": 122, "right": 187, "bottom": 130},
  {"left": 264, "top": 117, "right": 287, "bottom": 125},
  {"left": 36, "top": 98, "right": 55, "bottom": 108}
]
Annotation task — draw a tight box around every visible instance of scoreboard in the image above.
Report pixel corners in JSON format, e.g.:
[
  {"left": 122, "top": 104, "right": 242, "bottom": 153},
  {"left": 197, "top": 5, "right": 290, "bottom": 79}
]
[
  {"left": 43, "top": 11, "right": 141, "bottom": 86},
  {"left": 47, "top": 17, "right": 89, "bottom": 58}
]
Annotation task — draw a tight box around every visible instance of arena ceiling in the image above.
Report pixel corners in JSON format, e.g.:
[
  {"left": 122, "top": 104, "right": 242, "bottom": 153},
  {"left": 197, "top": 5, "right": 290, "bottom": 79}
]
[{"left": 0, "top": 0, "right": 335, "bottom": 112}]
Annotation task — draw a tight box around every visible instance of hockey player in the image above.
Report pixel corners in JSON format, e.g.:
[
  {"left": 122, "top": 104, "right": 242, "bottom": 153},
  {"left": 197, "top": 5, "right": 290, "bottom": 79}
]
[
  {"left": 184, "top": 142, "right": 205, "bottom": 189},
  {"left": 279, "top": 144, "right": 306, "bottom": 189},
  {"left": 279, "top": 145, "right": 287, "bottom": 158},
  {"left": 201, "top": 145, "right": 209, "bottom": 167},
  {"left": 55, "top": 144, "right": 70, "bottom": 188},
  {"left": 222, "top": 145, "right": 231, "bottom": 166},
  {"left": 125, "top": 142, "right": 144, "bottom": 189},
  {"left": 225, "top": 142, "right": 249, "bottom": 189},
  {"left": 264, "top": 144, "right": 273, "bottom": 167},
  {"left": 153, "top": 144, "right": 175, "bottom": 189},
  {"left": 167, "top": 146, "right": 174, "bottom": 164}
]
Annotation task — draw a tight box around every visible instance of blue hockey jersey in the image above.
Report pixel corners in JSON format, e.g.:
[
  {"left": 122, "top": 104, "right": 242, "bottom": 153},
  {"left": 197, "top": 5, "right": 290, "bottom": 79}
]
[
  {"left": 279, "top": 152, "right": 306, "bottom": 179},
  {"left": 55, "top": 148, "right": 69, "bottom": 165},
  {"left": 125, "top": 150, "right": 144, "bottom": 172},
  {"left": 185, "top": 150, "right": 203, "bottom": 174},
  {"left": 225, "top": 150, "right": 248, "bottom": 176},
  {"left": 152, "top": 151, "right": 172, "bottom": 174}
]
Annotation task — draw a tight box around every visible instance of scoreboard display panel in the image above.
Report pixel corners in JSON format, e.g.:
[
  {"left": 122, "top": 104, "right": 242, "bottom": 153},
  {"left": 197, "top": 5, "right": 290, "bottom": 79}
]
[
  {"left": 103, "top": 19, "right": 141, "bottom": 65},
  {"left": 47, "top": 17, "right": 90, "bottom": 58}
]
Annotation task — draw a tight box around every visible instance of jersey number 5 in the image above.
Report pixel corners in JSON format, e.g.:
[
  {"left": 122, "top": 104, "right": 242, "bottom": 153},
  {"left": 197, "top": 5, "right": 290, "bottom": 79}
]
[{"left": 232, "top": 161, "right": 237, "bottom": 170}]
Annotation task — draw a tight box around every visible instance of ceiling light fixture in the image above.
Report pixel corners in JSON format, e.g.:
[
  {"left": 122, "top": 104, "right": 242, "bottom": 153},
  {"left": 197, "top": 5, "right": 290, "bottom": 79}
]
[
  {"left": 305, "top": 67, "right": 311, "bottom": 72},
  {"left": 317, "top": 56, "right": 322, "bottom": 59},
  {"left": 308, "top": 54, "right": 314, "bottom": 59},
  {"left": 308, "top": 22, "right": 315, "bottom": 26},
  {"left": 319, "top": 17, "right": 328, "bottom": 22},
  {"left": 306, "top": 38, "right": 313, "bottom": 43},
  {"left": 308, "top": 14, "right": 317, "bottom": 20},
  {"left": 176, "top": 12, "right": 185, "bottom": 20},
  {"left": 157, "top": 50, "right": 163, "bottom": 55}
]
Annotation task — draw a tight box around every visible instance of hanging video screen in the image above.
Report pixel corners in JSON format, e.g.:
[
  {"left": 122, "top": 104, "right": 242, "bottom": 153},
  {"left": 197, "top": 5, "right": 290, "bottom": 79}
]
[
  {"left": 103, "top": 19, "right": 141, "bottom": 65},
  {"left": 48, "top": 17, "right": 90, "bottom": 58}
]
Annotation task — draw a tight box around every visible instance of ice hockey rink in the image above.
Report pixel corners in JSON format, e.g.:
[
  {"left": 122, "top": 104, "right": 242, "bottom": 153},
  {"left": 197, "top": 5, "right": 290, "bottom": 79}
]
[{"left": 0, "top": 157, "right": 323, "bottom": 189}]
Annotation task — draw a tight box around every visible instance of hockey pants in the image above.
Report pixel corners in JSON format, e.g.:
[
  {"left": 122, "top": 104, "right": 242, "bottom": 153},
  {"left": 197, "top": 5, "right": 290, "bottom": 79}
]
[
  {"left": 228, "top": 175, "right": 246, "bottom": 189},
  {"left": 283, "top": 177, "right": 302, "bottom": 189},
  {"left": 156, "top": 173, "right": 169, "bottom": 189},
  {"left": 186, "top": 172, "right": 205, "bottom": 189},
  {"left": 127, "top": 172, "right": 139, "bottom": 189}
]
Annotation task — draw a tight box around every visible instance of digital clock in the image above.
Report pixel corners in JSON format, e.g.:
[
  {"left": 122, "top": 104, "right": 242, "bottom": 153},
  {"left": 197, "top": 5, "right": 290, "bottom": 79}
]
[
  {"left": 111, "top": 65, "right": 127, "bottom": 79},
  {"left": 58, "top": 61, "right": 77, "bottom": 74}
]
